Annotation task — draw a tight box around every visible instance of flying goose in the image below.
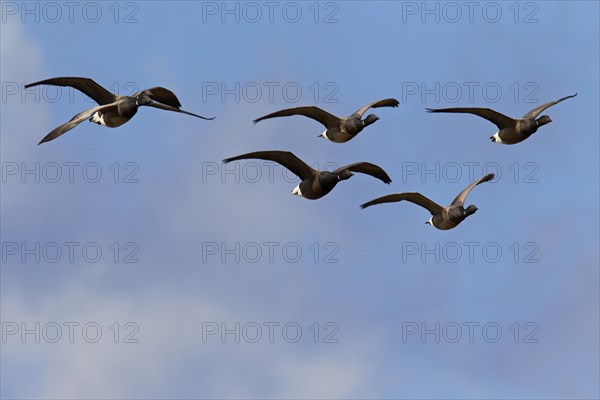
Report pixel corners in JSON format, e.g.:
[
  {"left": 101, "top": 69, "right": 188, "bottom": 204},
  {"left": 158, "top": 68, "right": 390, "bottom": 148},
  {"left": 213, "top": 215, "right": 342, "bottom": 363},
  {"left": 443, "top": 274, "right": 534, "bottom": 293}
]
[
  {"left": 25, "top": 77, "right": 215, "bottom": 144},
  {"left": 223, "top": 150, "right": 391, "bottom": 200},
  {"left": 253, "top": 98, "right": 399, "bottom": 143},
  {"left": 426, "top": 93, "right": 577, "bottom": 144},
  {"left": 361, "top": 174, "right": 494, "bottom": 230}
]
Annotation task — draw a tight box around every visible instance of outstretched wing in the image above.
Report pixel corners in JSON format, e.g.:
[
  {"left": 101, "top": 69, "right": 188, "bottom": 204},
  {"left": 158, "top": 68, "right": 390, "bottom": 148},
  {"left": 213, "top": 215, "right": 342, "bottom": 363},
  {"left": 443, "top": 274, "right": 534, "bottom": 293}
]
[
  {"left": 135, "top": 87, "right": 182, "bottom": 108},
  {"left": 361, "top": 192, "right": 443, "bottom": 214},
  {"left": 253, "top": 106, "right": 341, "bottom": 128},
  {"left": 223, "top": 150, "right": 314, "bottom": 180},
  {"left": 38, "top": 103, "right": 118, "bottom": 145},
  {"left": 25, "top": 77, "right": 116, "bottom": 105},
  {"left": 426, "top": 107, "right": 515, "bottom": 130},
  {"left": 144, "top": 101, "right": 215, "bottom": 120},
  {"left": 451, "top": 174, "right": 495, "bottom": 206},
  {"left": 522, "top": 93, "right": 577, "bottom": 119},
  {"left": 335, "top": 162, "right": 392, "bottom": 184},
  {"left": 351, "top": 98, "right": 399, "bottom": 118}
]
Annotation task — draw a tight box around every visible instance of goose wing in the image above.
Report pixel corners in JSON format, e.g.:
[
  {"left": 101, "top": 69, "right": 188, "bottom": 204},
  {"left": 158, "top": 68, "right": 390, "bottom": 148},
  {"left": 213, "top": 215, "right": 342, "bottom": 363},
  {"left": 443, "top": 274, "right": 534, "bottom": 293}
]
[
  {"left": 522, "top": 93, "right": 577, "bottom": 119},
  {"left": 253, "top": 106, "right": 341, "bottom": 128},
  {"left": 144, "top": 101, "right": 215, "bottom": 120},
  {"left": 451, "top": 174, "right": 495, "bottom": 206},
  {"left": 351, "top": 98, "right": 399, "bottom": 118},
  {"left": 135, "top": 87, "right": 183, "bottom": 108},
  {"left": 38, "top": 103, "right": 118, "bottom": 144},
  {"left": 361, "top": 192, "right": 443, "bottom": 214},
  {"left": 426, "top": 107, "right": 515, "bottom": 130},
  {"left": 25, "top": 77, "right": 116, "bottom": 105},
  {"left": 335, "top": 162, "right": 392, "bottom": 184},
  {"left": 223, "top": 150, "right": 314, "bottom": 180}
]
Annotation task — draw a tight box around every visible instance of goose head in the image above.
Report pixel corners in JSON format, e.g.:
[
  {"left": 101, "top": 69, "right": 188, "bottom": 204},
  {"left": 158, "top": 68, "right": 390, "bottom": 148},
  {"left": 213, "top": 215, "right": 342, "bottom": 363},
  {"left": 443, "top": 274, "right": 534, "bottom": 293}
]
[
  {"left": 363, "top": 114, "right": 380, "bottom": 127},
  {"left": 337, "top": 170, "right": 354, "bottom": 181},
  {"left": 135, "top": 92, "right": 153, "bottom": 106},
  {"left": 536, "top": 115, "right": 552, "bottom": 126},
  {"left": 465, "top": 205, "right": 479, "bottom": 216}
]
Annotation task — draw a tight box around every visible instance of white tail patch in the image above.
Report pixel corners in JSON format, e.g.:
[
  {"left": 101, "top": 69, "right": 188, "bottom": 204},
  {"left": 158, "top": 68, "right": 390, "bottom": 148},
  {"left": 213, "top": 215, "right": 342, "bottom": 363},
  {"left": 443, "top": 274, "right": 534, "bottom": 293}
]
[
  {"left": 491, "top": 131, "right": 506, "bottom": 144},
  {"left": 90, "top": 112, "right": 106, "bottom": 126},
  {"left": 291, "top": 185, "right": 303, "bottom": 197},
  {"left": 320, "top": 130, "right": 331, "bottom": 141},
  {"left": 426, "top": 216, "right": 434, "bottom": 226}
]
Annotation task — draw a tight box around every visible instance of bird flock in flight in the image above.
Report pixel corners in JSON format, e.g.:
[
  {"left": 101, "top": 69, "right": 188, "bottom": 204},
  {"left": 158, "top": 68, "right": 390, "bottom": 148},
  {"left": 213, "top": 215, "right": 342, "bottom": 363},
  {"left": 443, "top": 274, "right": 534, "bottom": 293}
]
[{"left": 26, "top": 77, "right": 577, "bottom": 230}]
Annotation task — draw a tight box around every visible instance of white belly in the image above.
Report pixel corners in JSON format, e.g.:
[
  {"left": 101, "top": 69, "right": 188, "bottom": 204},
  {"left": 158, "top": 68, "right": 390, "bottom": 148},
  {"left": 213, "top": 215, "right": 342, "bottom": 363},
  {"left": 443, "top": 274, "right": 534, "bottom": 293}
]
[
  {"left": 291, "top": 185, "right": 303, "bottom": 197},
  {"left": 90, "top": 112, "right": 106, "bottom": 126},
  {"left": 320, "top": 129, "right": 331, "bottom": 141},
  {"left": 491, "top": 131, "right": 506, "bottom": 144},
  {"left": 90, "top": 111, "right": 129, "bottom": 128}
]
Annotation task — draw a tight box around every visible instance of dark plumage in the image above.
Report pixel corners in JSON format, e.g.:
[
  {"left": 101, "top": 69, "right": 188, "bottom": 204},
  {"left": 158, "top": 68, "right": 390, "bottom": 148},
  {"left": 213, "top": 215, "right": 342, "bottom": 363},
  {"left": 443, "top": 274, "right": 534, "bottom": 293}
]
[
  {"left": 253, "top": 98, "right": 399, "bottom": 143},
  {"left": 223, "top": 150, "right": 391, "bottom": 200},
  {"left": 361, "top": 174, "right": 494, "bottom": 230},
  {"left": 427, "top": 94, "right": 577, "bottom": 144},
  {"left": 25, "top": 77, "right": 214, "bottom": 144}
]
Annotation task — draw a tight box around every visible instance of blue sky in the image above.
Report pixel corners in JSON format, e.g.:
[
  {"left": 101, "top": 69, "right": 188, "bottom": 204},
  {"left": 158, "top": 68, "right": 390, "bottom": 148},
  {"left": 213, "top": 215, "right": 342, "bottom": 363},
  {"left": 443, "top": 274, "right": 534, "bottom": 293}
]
[{"left": 1, "top": 1, "right": 599, "bottom": 398}]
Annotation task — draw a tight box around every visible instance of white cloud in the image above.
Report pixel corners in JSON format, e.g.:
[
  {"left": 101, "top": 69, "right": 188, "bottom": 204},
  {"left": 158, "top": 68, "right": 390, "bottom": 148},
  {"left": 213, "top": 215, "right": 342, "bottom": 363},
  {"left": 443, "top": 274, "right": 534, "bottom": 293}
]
[{"left": 1, "top": 272, "right": 381, "bottom": 398}]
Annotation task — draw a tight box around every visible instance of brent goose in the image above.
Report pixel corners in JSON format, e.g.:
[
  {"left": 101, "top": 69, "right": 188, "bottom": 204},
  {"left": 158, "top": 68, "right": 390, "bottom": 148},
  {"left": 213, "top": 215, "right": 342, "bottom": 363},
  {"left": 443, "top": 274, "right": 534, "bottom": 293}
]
[
  {"left": 361, "top": 174, "right": 494, "bottom": 230},
  {"left": 253, "top": 98, "right": 399, "bottom": 143},
  {"left": 223, "top": 150, "right": 392, "bottom": 200},
  {"left": 427, "top": 93, "right": 577, "bottom": 144},
  {"left": 25, "top": 77, "right": 214, "bottom": 144}
]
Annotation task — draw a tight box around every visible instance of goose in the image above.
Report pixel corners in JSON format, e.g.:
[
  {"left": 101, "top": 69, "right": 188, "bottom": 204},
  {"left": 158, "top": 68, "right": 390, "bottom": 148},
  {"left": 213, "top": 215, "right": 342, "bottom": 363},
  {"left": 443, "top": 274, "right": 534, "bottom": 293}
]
[
  {"left": 361, "top": 174, "right": 494, "bottom": 230},
  {"left": 426, "top": 93, "right": 577, "bottom": 144},
  {"left": 25, "top": 77, "right": 214, "bottom": 144},
  {"left": 223, "top": 150, "right": 391, "bottom": 200},
  {"left": 253, "top": 98, "right": 399, "bottom": 143}
]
